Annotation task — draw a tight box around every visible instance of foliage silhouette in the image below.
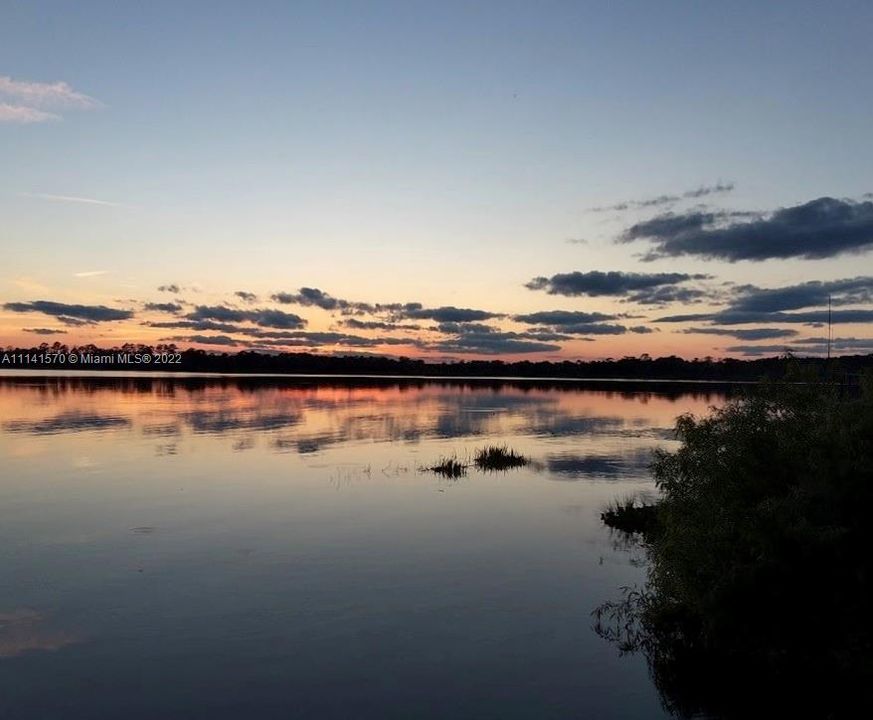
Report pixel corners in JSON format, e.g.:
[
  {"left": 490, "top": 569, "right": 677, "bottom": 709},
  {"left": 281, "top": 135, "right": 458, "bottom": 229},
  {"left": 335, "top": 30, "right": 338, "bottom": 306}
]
[
  {"left": 597, "top": 366, "right": 873, "bottom": 718},
  {"left": 425, "top": 456, "right": 468, "bottom": 478},
  {"left": 4, "top": 342, "right": 873, "bottom": 381},
  {"left": 473, "top": 445, "right": 529, "bottom": 471}
]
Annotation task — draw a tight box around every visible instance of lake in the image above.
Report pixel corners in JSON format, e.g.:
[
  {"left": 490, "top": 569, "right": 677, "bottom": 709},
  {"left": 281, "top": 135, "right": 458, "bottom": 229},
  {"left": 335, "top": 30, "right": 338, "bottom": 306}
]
[{"left": 0, "top": 374, "right": 729, "bottom": 719}]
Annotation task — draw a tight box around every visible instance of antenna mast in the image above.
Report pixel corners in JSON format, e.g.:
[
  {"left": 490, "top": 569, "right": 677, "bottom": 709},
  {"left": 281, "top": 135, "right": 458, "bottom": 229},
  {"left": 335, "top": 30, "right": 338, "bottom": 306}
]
[{"left": 827, "top": 294, "right": 832, "bottom": 361}]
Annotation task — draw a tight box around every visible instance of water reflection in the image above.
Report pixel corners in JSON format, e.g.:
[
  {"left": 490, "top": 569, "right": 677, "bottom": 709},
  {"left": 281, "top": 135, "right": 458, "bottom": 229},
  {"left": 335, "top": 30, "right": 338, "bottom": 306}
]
[
  {"left": 0, "top": 376, "right": 728, "bottom": 458},
  {"left": 0, "top": 610, "right": 80, "bottom": 659},
  {"left": 546, "top": 448, "right": 655, "bottom": 479},
  {"left": 0, "top": 375, "right": 730, "bottom": 720}
]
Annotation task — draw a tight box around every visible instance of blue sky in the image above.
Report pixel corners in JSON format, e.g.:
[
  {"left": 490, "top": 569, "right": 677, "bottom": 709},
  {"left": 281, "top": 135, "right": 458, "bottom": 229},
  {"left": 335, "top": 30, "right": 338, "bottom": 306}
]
[{"left": 2, "top": 1, "right": 872, "bottom": 359}]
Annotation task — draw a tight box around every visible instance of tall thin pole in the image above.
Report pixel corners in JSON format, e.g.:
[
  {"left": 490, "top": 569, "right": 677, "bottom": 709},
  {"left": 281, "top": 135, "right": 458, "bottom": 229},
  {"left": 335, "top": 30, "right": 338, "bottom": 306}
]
[{"left": 827, "top": 294, "right": 832, "bottom": 361}]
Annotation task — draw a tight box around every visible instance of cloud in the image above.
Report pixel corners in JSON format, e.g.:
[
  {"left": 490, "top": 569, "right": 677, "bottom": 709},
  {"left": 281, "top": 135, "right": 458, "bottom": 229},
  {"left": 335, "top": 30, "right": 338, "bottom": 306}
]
[
  {"left": 0, "top": 75, "right": 99, "bottom": 108},
  {"left": 513, "top": 310, "right": 617, "bottom": 325},
  {"left": 342, "top": 318, "right": 421, "bottom": 331},
  {"left": 526, "top": 270, "right": 711, "bottom": 304},
  {"left": 401, "top": 306, "right": 501, "bottom": 323},
  {"left": 185, "top": 305, "right": 307, "bottom": 329},
  {"left": 3, "top": 300, "right": 133, "bottom": 323},
  {"left": 728, "top": 277, "right": 873, "bottom": 313},
  {"left": 655, "top": 309, "right": 873, "bottom": 325},
  {"left": 0, "top": 75, "right": 100, "bottom": 123},
  {"left": 234, "top": 291, "right": 258, "bottom": 303},
  {"left": 682, "top": 327, "right": 799, "bottom": 340},
  {"left": 164, "top": 334, "right": 242, "bottom": 347},
  {"left": 272, "top": 287, "right": 352, "bottom": 311},
  {"left": 163, "top": 330, "right": 422, "bottom": 351},
  {"left": 0, "top": 103, "right": 59, "bottom": 123},
  {"left": 271, "top": 287, "right": 424, "bottom": 317},
  {"left": 621, "top": 197, "right": 873, "bottom": 261},
  {"left": 724, "top": 344, "right": 796, "bottom": 357},
  {"left": 146, "top": 320, "right": 243, "bottom": 333},
  {"left": 143, "top": 302, "right": 182, "bottom": 314},
  {"left": 22, "top": 328, "right": 67, "bottom": 335},
  {"left": 512, "top": 310, "right": 648, "bottom": 337},
  {"left": 158, "top": 284, "right": 181, "bottom": 294},
  {"left": 56, "top": 316, "right": 92, "bottom": 327},
  {"left": 433, "top": 329, "right": 561, "bottom": 355},
  {"left": 12, "top": 276, "right": 50, "bottom": 293},
  {"left": 590, "top": 182, "right": 734, "bottom": 213},
  {"left": 433, "top": 322, "right": 572, "bottom": 343},
  {"left": 73, "top": 270, "right": 109, "bottom": 278},
  {"left": 559, "top": 323, "right": 631, "bottom": 335},
  {"left": 24, "top": 194, "right": 122, "bottom": 208},
  {"left": 791, "top": 336, "right": 873, "bottom": 352}
]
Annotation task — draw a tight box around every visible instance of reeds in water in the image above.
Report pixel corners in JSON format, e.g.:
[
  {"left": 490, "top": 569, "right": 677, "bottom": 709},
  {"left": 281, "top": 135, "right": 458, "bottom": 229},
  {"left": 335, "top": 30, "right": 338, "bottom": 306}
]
[{"left": 473, "top": 444, "right": 529, "bottom": 471}]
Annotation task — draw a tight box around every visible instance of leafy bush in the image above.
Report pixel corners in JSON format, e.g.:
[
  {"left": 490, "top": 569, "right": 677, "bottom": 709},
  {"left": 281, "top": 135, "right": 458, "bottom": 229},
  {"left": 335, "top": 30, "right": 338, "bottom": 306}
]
[{"left": 597, "top": 370, "right": 873, "bottom": 717}]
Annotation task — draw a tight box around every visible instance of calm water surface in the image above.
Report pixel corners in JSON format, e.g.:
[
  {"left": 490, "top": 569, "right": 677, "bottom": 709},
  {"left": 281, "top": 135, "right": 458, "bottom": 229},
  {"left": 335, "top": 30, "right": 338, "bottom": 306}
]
[{"left": 0, "top": 375, "right": 728, "bottom": 719}]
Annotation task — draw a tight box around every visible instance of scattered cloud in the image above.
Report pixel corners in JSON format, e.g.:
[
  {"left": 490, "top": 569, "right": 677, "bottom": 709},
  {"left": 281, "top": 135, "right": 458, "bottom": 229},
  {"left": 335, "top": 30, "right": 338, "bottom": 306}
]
[
  {"left": 791, "top": 336, "right": 873, "bottom": 352},
  {"left": 272, "top": 287, "right": 355, "bottom": 311},
  {"left": 728, "top": 277, "right": 873, "bottom": 313},
  {"left": 724, "top": 344, "right": 796, "bottom": 356},
  {"left": 526, "top": 270, "right": 712, "bottom": 304},
  {"left": 0, "top": 103, "right": 59, "bottom": 123},
  {"left": 342, "top": 318, "right": 421, "bottom": 331},
  {"left": 512, "top": 310, "right": 649, "bottom": 336},
  {"left": 3, "top": 300, "right": 133, "bottom": 323},
  {"left": 162, "top": 330, "right": 423, "bottom": 351},
  {"left": 433, "top": 326, "right": 562, "bottom": 355},
  {"left": 234, "top": 291, "right": 258, "bottom": 303},
  {"left": 514, "top": 310, "right": 617, "bottom": 325},
  {"left": 164, "top": 334, "right": 242, "bottom": 347},
  {"left": 590, "top": 182, "right": 734, "bottom": 213},
  {"left": 401, "top": 306, "right": 501, "bottom": 323},
  {"left": 22, "top": 328, "right": 67, "bottom": 335},
  {"left": 681, "top": 327, "right": 798, "bottom": 340},
  {"left": 271, "top": 287, "right": 422, "bottom": 317},
  {"left": 655, "top": 309, "right": 873, "bottom": 325},
  {"left": 185, "top": 305, "right": 307, "bottom": 329},
  {"left": 0, "top": 75, "right": 100, "bottom": 123},
  {"left": 143, "top": 302, "right": 183, "bottom": 314},
  {"left": 621, "top": 197, "right": 873, "bottom": 261},
  {"left": 11, "top": 276, "right": 50, "bottom": 293},
  {"left": 0, "top": 75, "right": 99, "bottom": 108},
  {"left": 73, "top": 270, "right": 109, "bottom": 278},
  {"left": 158, "top": 284, "right": 181, "bottom": 294},
  {"left": 146, "top": 320, "right": 243, "bottom": 333},
  {"left": 23, "top": 194, "right": 123, "bottom": 208}
]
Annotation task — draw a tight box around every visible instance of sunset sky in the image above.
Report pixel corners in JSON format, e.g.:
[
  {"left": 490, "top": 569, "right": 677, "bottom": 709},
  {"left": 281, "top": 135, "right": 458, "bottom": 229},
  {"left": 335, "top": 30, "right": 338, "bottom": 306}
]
[{"left": 2, "top": 1, "right": 872, "bottom": 361}]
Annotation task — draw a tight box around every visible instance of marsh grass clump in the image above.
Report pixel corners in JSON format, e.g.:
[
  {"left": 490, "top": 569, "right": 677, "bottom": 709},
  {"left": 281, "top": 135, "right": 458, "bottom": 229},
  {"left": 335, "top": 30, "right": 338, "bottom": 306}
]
[
  {"left": 473, "top": 444, "right": 529, "bottom": 471},
  {"left": 426, "top": 456, "right": 468, "bottom": 478},
  {"left": 601, "top": 496, "right": 659, "bottom": 537}
]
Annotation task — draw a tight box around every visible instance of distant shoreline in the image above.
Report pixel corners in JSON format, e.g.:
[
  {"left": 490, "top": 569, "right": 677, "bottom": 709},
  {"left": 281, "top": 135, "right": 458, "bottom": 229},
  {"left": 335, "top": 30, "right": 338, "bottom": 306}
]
[
  {"left": 2, "top": 347, "right": 871, "bottom": 384},
  {"left": 0, "top": 369, "right": 758, "bottom": 384}
]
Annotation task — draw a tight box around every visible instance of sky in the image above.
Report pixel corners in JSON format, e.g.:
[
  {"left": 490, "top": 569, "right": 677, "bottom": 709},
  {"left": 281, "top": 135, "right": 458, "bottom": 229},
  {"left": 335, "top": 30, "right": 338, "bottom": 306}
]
[{"left": 2, "top": 0, "right": 873, "bottom": 361}]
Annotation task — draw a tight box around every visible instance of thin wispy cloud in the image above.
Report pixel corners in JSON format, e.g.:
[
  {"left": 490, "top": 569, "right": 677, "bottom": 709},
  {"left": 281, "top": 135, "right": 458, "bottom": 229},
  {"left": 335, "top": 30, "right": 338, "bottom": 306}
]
[
  {"left": 0, "top": 75, "right": 101, "bottom": 123},
  {"left": 0, "top": 75, "right": 99, "bottom": 108},
  {"left": 74, "top": 270, "right": 109, "bottom": 278},
  {"left": 22, "top": 193, "right": 124, "bottom": 208},
  {"left": 590, "top": 182, "right": 735, "bottom": 213},
  {"left": 11, "top": 276, "right": 50, "bottom": 293},
  {"left": 0, "top": 103, "right": 60, "bottom": 123}
]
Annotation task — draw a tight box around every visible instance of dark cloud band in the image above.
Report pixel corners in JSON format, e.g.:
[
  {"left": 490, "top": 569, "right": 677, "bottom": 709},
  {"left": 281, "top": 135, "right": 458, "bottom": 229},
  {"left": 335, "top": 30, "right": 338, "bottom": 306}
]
[{"left": 622, "top": 197, "right": 873, "bottom": 261}]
